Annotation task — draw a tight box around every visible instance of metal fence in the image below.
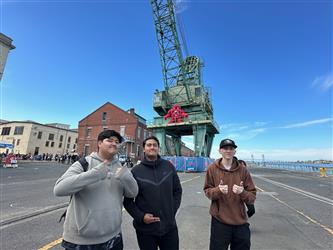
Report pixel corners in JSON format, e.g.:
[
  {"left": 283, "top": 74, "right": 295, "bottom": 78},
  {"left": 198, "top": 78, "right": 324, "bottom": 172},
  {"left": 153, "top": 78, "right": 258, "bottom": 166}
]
[{"left": 251, "top": 161, "right": 333, "bottom": 175}]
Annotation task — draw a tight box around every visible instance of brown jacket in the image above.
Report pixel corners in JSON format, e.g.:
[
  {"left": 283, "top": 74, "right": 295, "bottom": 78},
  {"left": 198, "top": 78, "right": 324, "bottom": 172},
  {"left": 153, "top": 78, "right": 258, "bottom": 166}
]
[{"left": 204, "top": 157, "right": 256, "bottom": 225}]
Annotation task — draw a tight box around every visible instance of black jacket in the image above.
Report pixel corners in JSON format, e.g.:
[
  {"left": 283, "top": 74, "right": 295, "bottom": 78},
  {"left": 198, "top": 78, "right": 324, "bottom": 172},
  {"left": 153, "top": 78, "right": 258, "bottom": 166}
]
[{"left": 123, "top": 155, "right": 182, "bottom": 235}]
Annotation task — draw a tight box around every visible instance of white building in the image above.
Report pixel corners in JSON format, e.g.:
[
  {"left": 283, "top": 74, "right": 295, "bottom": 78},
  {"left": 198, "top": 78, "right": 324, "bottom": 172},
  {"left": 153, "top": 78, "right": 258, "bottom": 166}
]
[
  {"left": 0, "top": 33, "right": 15, "bottom": 81},
  {"left": 0, "top": 121, "right": 78, "bottom": 156}
]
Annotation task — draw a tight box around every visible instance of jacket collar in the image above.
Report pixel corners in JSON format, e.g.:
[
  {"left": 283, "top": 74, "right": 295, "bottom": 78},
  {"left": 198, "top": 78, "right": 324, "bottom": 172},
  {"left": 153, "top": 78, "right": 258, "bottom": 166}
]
[
  {"left": 141, "top": 155, "right": 162, "bottom": 168},
  {"left": 214, "top": 156, "right": 240, "bottom": 172}
]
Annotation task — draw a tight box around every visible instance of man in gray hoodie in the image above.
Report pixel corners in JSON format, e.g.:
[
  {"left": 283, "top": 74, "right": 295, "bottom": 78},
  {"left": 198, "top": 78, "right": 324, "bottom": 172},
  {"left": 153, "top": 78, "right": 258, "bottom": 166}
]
[{"left": 54, "top": 130, "right": 138, "bottom": 250}]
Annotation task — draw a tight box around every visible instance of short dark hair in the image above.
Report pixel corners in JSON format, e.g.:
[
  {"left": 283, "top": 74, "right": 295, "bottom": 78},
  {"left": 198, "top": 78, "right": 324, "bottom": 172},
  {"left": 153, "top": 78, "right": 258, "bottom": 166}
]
[
  {"left": 97, "top": 129, "right": 123, "bottom": 143},
  {"left": 143, "top": 136, "right": 160, "bottom": 147}
]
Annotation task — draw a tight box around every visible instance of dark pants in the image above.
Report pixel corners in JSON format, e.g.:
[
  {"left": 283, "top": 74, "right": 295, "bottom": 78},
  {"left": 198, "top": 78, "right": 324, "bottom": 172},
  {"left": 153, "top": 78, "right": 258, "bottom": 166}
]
[
  {"left": 136, "top": 227, "right": 179, "bottom": 250},
  {"left": 62, "top": 233, "right": 123, "bottom": 250},
  {"left": 210, "top": 217, "right": 250, "bottom": 250}
]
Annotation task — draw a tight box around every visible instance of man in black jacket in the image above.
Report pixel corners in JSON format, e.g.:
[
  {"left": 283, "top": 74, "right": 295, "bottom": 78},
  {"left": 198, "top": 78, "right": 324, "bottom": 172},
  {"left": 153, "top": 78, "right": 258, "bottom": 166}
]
[{"left": 123, "top": 136, "right": 182, "bottom": 250}]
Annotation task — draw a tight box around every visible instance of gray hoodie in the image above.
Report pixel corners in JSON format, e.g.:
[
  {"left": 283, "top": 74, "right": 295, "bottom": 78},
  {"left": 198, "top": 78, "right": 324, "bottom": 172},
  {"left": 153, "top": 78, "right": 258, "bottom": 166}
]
[{"left": 54, "top": 152, "right": 138, "bottom": 245}]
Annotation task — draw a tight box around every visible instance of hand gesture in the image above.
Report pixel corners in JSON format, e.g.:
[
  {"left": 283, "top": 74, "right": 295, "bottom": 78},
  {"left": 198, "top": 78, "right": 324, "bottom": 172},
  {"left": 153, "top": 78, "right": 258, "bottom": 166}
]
[
  {"left": 112, "top": 162, "right": 125, "bottom": 179},
  {"left": 143, "top": 213, "right": 160, "bottom": 224},
  {"left": 96, "top": 160, "right": 111, "bottom": 180},
  {"left": 218, "top": 180, "right": 228, "bottom": 194},
  {"left": 232, "top": 181, "right": 244, "bottom": 194}
]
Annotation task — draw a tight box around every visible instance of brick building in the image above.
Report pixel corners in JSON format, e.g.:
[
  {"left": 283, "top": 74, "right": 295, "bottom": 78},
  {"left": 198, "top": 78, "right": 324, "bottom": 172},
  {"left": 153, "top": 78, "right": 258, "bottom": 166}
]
[
  {"left": 77, "top": 102, "right": 152, "bottom": 162},
  {"left": 78, "top": 102, "right": 194, "bottom": 162}
]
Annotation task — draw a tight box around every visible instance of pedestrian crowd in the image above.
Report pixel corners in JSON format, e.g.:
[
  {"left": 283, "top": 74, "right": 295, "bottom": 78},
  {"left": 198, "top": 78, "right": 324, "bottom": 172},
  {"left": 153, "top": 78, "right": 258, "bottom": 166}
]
[{"left": 0, "top": 152, "right": 81, "bottom": 164}]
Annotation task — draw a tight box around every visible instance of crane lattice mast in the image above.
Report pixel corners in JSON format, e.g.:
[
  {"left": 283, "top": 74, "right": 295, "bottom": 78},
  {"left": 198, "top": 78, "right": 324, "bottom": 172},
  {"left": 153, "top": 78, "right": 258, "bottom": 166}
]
[{"left": 149, "top": 0, "right": 219, "bottom": 157}]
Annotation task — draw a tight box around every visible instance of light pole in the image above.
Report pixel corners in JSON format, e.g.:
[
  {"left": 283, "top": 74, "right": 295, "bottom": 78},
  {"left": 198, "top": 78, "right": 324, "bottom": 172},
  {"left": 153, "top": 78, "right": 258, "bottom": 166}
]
[{"left": 0, "top": 33, "right": 15, "bottom": 81}]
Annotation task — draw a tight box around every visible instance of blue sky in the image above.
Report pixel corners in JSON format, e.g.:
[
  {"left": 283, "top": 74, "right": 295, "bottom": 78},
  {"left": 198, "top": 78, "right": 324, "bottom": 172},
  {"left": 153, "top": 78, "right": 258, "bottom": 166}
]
[{"left": 1, "top": 0, "right": 332, "bottom": 161}]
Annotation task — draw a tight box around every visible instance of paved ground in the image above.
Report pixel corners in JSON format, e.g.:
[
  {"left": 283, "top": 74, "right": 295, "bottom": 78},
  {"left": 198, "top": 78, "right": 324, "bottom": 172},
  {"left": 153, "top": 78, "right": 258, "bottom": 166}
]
[{"left": 0, "top": 162, "right": 332, "bottom": 250}]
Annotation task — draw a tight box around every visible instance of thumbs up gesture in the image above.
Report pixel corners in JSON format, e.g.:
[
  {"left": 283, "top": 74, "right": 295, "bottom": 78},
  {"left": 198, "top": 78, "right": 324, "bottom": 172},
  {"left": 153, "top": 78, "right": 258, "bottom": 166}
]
[
  {"left": 233, "top": 181, "right": 244, "bottom": 194},
  {"left": 218, "top": 179, "right": 228, "bottom": 194}
]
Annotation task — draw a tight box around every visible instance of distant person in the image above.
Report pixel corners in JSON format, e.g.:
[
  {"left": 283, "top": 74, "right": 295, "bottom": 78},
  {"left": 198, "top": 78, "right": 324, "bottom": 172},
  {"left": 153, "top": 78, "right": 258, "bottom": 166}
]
[
  {"left": 238, "top": 160, "right": 255, "bottom": 218},
  {"left": 125, "top": 157, "right": 133, "bottom": 168},
  {"left": 123, "top": 136, "right": 182, "bottom": 250},
  {"left": 204, "top": 139, "right": 256, "bottom": 250},
  {"left": 54, "top": 130, "right": 138, "bottom": 250}
]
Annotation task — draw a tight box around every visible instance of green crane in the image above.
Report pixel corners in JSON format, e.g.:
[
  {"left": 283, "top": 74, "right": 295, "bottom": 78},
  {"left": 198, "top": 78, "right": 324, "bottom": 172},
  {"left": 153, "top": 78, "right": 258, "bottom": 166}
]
[{"left": 149, "top": 0, "right": 219, "bottom": 157}]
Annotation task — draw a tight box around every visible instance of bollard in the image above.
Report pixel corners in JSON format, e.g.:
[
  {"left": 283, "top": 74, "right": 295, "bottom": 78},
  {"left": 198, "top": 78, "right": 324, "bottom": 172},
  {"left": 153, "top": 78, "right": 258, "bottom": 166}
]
[{"left": 320, "top": 167, "right": 327, "bottom": 177}]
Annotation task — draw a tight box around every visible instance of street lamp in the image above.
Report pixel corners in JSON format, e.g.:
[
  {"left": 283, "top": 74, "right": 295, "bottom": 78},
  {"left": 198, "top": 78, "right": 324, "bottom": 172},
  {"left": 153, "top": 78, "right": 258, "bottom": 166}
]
[{"left": 0, "top": 33, "right": 15, "bottom": 81}]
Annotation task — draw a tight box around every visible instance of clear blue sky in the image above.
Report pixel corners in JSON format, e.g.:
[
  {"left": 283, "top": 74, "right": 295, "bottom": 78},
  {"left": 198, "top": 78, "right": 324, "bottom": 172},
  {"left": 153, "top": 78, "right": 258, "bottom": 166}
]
[{"left": 1, "top": 0, "right": 332, "bottom": 161}]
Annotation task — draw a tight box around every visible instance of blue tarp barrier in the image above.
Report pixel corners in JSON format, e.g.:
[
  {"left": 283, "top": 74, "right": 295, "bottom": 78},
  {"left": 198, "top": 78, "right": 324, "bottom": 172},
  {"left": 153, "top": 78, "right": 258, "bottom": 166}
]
[{"left": 162, "top": 156, "right": 215, "bottom": 172}]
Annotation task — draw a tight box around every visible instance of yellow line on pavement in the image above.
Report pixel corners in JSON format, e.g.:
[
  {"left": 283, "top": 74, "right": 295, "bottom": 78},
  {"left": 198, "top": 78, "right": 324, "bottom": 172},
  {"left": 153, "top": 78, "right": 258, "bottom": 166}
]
[
  {"left": 270, "top": 194, "right": 333, "bottom": 235},
  {"left": 257, "top": 185, "right": 333, "bottom": 236},
  {"left": 38, "top": 176, "right": 201, "bottom": 249},
  {"left": 38, "top": 237, "right": 62, "bottom": 250}
]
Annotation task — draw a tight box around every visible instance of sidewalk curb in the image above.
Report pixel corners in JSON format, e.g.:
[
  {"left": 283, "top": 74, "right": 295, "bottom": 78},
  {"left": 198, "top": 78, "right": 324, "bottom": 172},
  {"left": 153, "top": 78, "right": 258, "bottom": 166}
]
[{"left": 0, "top": 202, "right": 68, "bottom": 227}]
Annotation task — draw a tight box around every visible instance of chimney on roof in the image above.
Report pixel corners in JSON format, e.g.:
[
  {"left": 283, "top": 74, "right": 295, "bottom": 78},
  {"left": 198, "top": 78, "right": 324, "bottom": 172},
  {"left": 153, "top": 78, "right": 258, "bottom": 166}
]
[{"left": 128, "top": 108, "right": 135, "bottom": 115}]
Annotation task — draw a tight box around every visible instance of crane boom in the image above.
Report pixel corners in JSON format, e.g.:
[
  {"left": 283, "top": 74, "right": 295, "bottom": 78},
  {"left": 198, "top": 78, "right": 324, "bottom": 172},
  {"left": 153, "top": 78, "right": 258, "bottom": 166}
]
[
  {"left": 148, "top": 0, "right": 219, "bottom": 157},
  {"left": 150, "top": 0, "right": 192, "bottom": 103}
]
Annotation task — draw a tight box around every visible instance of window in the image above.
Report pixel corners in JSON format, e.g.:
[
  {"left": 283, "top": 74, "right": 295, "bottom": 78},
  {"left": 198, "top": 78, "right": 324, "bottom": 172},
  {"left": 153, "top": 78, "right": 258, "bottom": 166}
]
[
  {"left": 60, "top": 135, "right": 64, "bottom": 142},
  {"left": 58, "top": 143, "right": 62, "bottom": 148},
  {"left": 67, "top": 143, "right": 70, "bottom": 149},
  {"left": 48, "top": 133, "right": 54, "bottom": 140},
  {"left": 137, "top": 145, "right": 140, "bottom": 157},
  {"left": 75, "top": 138, "right": 78, "bottom": 143},
  {"left": 143, "top": 129, "right": 147, "bottom": 139},
  {"left": 34, "top": 147, "right": 39, "bottom": 155},
  {"left": 73, "top": 144, "right": 76, "bottom": 149},
  {"left": 86, "top": 128, "right": 92, "bottom": 137},
  {"left": 51, "top": 141, "right": 55, "bottom": 147},
  {"left": 102, "top": 112, "right": 107, "bottom": 121},
  {"left": 14, "top": 126, "right": 24, "bottom": 135},
  {"left": 45, "top": 141, "right": 49, "bottom": 147},
  {"left": 68, "top": 136, "right": 71, "bottom": 143},
  {"left": 37, "top": 131, "right": 42, "bottom": 139},
  {"left": 195, "top": 87, "right": 202, "bottom": 97},
  {"left": 16, "top": 139, "right": 20, "bottom": 146},
  {"left": 1, "top": 127, "right": 11, "bottom": 135},
  {"left": 120, "top": 126, "right": 125, "bottom": 136},
  {"left": 137, "top": 127, "right": 141, "bottom": 139},
  {"left": 84, "top": 145, "right": 90, "bottom": 156}
]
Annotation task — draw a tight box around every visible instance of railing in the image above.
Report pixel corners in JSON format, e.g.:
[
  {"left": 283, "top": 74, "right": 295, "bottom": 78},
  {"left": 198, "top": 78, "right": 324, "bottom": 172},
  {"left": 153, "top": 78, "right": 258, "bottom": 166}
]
[
  {"left": 250, "top": 161, "right": 333, "bottom": 175},
  {"left": 147, "top": 113, "right": 219, "bottom": 129}
]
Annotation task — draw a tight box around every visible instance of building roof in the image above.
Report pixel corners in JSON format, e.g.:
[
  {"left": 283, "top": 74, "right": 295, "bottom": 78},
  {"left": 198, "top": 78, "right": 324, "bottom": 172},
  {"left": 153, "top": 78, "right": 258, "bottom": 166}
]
[
  {"left": 0, "top": 33, "right": 15, "bottom": 49},
  {"left": 0, "top": 120, "right": 78, "bottom": 133},
  {"left": 79, "top": 102, "right": 147, "bottom": 124}
]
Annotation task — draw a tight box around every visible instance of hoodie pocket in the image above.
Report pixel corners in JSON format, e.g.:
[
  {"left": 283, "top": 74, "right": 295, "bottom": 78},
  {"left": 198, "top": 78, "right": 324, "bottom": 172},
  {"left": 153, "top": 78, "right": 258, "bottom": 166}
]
[{"left": 77, "top": 208, "right": 121, "bottom": 237}]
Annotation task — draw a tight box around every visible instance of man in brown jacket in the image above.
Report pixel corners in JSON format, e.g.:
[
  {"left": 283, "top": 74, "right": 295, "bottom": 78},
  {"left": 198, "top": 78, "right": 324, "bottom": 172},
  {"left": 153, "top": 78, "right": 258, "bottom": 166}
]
[{"left": 204, "top": 139, "right": 256, "bottom": 250}]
